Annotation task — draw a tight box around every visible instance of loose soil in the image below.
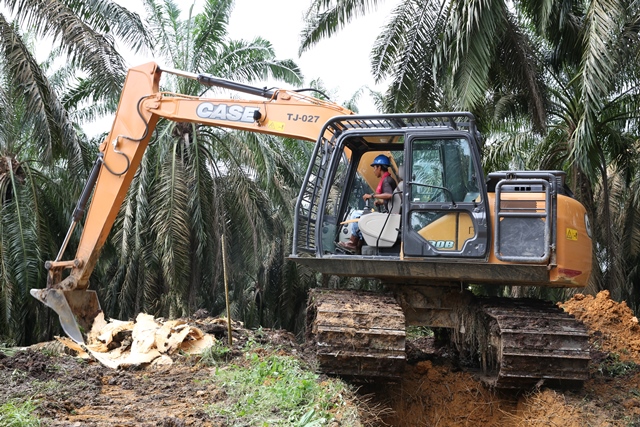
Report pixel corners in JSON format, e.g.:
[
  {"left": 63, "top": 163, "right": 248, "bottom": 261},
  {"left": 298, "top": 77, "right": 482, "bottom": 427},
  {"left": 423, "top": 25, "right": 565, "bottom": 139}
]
[{"left": 2, "top": 290, "right": 640, "bottom": 426}]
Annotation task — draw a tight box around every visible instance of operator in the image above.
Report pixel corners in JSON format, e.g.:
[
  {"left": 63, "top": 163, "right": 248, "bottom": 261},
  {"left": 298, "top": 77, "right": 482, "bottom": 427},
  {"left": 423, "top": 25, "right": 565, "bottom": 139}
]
[{"left": 338, "top": 154, "right": 397, "bottom": 252}]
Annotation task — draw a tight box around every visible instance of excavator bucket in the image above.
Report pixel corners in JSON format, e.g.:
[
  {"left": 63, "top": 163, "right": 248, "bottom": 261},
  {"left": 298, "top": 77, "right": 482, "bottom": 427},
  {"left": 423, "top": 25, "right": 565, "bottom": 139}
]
[{"left": 30, "top": 289, "right": 101, "bottom": 345}]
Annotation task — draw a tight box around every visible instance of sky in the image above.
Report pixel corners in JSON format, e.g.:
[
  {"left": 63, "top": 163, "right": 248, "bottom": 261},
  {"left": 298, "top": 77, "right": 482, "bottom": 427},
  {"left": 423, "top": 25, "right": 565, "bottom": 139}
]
[
  {"left": 225, "top": 1, "right": 398, "bottom": 113},
  {"left": 75, "top": 0, "right": 399, "bottom": 134}
]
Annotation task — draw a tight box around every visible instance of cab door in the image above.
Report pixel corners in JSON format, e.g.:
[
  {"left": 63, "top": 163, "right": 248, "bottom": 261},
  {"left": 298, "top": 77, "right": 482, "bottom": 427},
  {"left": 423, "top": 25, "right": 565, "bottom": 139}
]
[{"left": 402, "top": 134, "right": 490, "bottom": 258}]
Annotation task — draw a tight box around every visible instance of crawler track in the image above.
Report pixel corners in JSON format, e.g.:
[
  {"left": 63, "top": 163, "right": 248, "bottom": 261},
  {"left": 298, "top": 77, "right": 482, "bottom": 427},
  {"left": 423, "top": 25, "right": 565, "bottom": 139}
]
[
  {"left": 478, "top": 298, "right": 591, "bottom": 389},
  {"left": 306, "top": 289, "right": 406, "bottom": 379},
  {"left": 307, "top": 289, "right": 590, "bottom": 388}
]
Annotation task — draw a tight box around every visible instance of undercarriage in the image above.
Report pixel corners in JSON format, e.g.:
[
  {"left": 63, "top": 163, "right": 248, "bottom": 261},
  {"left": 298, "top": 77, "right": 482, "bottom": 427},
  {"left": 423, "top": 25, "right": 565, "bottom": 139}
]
[{"left": 306, "top": 286, "right": 590, "bottom": 389}]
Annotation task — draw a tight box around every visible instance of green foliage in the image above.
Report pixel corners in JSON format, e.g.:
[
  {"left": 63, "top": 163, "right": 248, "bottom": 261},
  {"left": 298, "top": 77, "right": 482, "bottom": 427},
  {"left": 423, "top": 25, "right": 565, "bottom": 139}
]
[
  {"left": 406, "top": 325, "right": 434, "bottom": 339},
  {"left": 206, "top": 348, "right": 357, "bottom": 426},
  {"left": 0, "top": 399, "right": 40, "bottom": 427},
  {"left": 0, "top": 342, "right": 16, "bottom": 357},
  {"left": 199, "top": 340, "right": 232, "bottom": 366},
  {"left": 598, "top": 353, "right": 639, "bottom": 378}
]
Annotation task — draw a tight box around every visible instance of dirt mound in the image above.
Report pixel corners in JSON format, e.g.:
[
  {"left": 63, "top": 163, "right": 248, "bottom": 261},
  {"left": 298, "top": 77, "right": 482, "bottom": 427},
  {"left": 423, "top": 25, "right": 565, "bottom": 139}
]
[
  {"left": 372, "top": 355, "right": 597, "bottom": 427},
  {"left": 561, "top": 290, "right": 640, "bottom": 363},
  {"left": 369, "top": 291, "right": 640, "bottom": 426},
  {"left": 508, "top": 388, "right": 620, "bottom": 427},
  {"left": 373, "top": 359, "right": 511, "bottom": 426},
  {"left": 3, "top": 291, "right": 640, "bottom": 426},
  {"left": 0, "top": 348, "right": 57, "bottom": 380},
  {"left": 0, "top": 347, "right": 107, "bottom": 420}
]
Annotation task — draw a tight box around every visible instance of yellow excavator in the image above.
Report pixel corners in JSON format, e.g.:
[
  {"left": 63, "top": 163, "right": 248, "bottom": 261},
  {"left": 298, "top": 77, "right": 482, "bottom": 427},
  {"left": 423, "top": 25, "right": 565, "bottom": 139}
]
[{"left": 32, "top": 62, "right": 593, "bottom": 389}]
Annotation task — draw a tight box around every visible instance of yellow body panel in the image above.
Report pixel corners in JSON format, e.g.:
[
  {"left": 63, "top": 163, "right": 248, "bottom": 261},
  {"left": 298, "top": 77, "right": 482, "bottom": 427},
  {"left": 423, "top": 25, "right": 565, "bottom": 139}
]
[
  {"left": 418, "top": 212, "right": 475, "bottom": 251},
  {"left": 416, "top": 192, "right": 592, "bottom": 288},
  {"left": 550, "top": 195, "right": 592, "bottom": 287},
  {"left": 486, "top": 192, "right": 591, "bottom": 288}
]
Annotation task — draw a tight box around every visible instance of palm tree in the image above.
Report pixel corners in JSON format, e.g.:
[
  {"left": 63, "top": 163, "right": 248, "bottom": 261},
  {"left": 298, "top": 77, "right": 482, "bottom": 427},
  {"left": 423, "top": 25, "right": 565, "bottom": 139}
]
[
  {"left": 0, "top": 0, "right": 151, "bottom": 170},
  {"left": 0, "top": 49, "right": 84, "bottom": 344},
  {"left": 0, "top": 0, "right": 155, "bottom": 344},
  {"left": 301, "top": 0, "right": 548, "bottom": 132}
]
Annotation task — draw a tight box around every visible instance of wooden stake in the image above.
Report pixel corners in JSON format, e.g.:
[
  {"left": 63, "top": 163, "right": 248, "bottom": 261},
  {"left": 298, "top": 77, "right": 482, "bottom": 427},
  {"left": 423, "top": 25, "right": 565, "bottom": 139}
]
[{"left": 221, "top": 234, "right": 232, "bottom": 347}]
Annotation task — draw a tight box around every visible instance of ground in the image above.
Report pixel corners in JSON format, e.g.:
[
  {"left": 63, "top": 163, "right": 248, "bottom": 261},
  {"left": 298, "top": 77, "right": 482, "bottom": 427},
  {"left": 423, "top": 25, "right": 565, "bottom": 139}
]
[{"left": 2, "top": 290, "right": 640, "bottom": 426}]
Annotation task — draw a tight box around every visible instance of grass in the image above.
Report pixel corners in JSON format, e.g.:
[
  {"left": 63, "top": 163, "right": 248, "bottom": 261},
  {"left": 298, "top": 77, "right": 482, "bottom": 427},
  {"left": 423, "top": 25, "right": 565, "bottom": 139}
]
[
  {"left": 198, "top": 340, "right": 233, "bottom": 366},
  {"left": 0, "top": 343, "right": 17, "bottom": 357},
  {"left": 0, "top": 400, "right": 40, "bottom": 427},
  {"left": 598, "top": 353, "right": 639, "bottom": 377},
  {"left": 205, "top": 344, "right": 359, "bottom": 426},
  {"left": 406, "top": 326, "right": 434, "bottom": 339}
]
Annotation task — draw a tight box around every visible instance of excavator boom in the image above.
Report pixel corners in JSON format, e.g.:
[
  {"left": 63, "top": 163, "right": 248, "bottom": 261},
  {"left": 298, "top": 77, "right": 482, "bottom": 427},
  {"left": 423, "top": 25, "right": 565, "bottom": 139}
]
[{"left": 33, "top": 62, "right": 355, "bottom": 343}]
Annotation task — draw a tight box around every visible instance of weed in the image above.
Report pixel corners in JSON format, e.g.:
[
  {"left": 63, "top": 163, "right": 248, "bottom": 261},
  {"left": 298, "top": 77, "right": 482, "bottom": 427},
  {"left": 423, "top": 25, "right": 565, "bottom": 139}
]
[
  {"left": 45, "top": 363, "right": 61, "bottom": 373},
  {"left": 598, "top": 353, "right": 639, "bottom": 377},
  {"left": 37, "top": 347, "right": 59, "bottom": 358},
  {"left": 0, "top": 342, "right": 17, "bottom": 357},
  {"left": 205, "top": 348, "right": 358, "bottom": 426},
  {"left": 0, "top": 399, "right": 41, "bottom": 427},
  {"left": 199, "top": 341, "right": 232, "bottom": 366},
  {"left": 32, "top": 380, "right": 61, "bottom": 394},
  {"left": 623, "top": 414, "right": 640, "bottom": 427},
  {"left": 10, "top": 369, "right": 28, "bottom": 382},
  {"left": 406, "top": 326, "right": 434, "bottom": 339},
  {"left": 296, "top": 409, "right": 325, "bottom": 426}
]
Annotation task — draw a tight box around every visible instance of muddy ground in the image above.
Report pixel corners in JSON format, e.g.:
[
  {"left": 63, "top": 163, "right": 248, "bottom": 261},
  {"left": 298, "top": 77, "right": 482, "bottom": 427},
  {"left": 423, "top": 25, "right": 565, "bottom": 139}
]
[{"left": 2, "top": 290, "right": 640, "bottom": 426}]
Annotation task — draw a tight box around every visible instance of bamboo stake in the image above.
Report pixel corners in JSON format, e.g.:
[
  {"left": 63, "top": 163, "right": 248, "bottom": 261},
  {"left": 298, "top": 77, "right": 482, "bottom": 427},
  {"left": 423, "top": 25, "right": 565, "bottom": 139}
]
[{"left": 221, "top": 234, "right": 232, "bottom": 346}]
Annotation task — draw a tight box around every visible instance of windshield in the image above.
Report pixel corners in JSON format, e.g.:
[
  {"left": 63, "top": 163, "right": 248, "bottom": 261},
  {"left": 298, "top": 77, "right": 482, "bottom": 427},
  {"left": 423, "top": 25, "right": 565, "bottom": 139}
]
[{"left": 410, "top": 138, "right": 480, "bottom": 203}]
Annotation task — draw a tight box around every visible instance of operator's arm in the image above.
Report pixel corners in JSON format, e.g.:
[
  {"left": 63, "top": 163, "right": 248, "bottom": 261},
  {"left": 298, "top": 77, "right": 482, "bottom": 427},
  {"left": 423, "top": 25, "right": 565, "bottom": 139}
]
[{"left": 363, "top": 176, "right": 396, "bottom": 203}]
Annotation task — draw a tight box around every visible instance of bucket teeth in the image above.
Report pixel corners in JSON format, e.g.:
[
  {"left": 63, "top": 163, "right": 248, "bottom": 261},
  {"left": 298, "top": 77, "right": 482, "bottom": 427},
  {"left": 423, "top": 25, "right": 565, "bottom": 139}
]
[{"left": 30, "top": 289, "right": 102, "bottom": 345}]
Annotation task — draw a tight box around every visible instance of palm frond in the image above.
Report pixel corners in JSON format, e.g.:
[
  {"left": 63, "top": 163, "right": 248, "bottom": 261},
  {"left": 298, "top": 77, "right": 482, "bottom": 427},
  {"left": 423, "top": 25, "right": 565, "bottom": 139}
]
[
  {"left": 445, "top": 0, "right": 506, "bottom": 110},
  {"left": 0, "top": 15, "right": 84, "bottom": 173},
  {"left": 491, "top": 12, "right": 548, "bottom": 132},
  {"left": 520, "top": 0, "right": 584, "bottom": 69},
  {"left": 6, "top": 0, "right": 128, "bottom": 99},
  {"left": 299, "top": 0, "right": 382, "bottom": 54},
  {"left": 0, "top": 161, "right": 45, "bottom": 344},
  {"left": 371, "top": 0, "right": 445, "bottom": 112},
  {"left": 143, "top": 0, "right": 181, "bottom": 67},
  {"left": 190, "top": 0, "right": 233, "bottom": 71},
  {"left": 64, "top": 0, "right": 152, "bottom": 54},
  {"left": 571, "top": 0, "right": 624, "bottom": 173},
  {"left": 211, "top": 38, "right": 303, "bottom": 85},
  {"left": 151, "top": 141, "right": 191, "bottom": 317}
]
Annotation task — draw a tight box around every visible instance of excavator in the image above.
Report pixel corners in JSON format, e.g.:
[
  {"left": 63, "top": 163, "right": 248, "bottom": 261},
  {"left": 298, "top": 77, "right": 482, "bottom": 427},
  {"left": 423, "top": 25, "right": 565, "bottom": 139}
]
[{"left": 31, "top": 62, "right": 592, "bottom": 389}]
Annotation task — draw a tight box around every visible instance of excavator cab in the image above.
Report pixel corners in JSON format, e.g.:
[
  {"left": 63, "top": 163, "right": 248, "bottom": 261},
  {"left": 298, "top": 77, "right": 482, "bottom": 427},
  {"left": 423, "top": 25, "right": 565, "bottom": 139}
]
[
  {"left": 291, "top": 112, "right": 591, "bottom": 287},
  {"left": 293, "top": 112, "right": 490, "bottom": 261}
]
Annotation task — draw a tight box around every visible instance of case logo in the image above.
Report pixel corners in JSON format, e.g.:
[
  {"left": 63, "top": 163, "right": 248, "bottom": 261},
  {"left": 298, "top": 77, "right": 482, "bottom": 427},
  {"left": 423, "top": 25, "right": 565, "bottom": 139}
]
[{"left": 196, "top": 103, "right": 258, "bottom": 122}]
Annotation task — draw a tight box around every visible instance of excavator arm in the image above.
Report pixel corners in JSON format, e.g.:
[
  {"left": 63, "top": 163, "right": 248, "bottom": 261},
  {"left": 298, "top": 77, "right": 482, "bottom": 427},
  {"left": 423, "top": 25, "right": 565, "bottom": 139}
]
[{"left": 32, "top": 62, "right": 356, "bottom": 343}]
